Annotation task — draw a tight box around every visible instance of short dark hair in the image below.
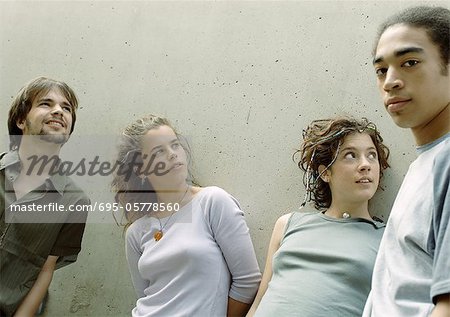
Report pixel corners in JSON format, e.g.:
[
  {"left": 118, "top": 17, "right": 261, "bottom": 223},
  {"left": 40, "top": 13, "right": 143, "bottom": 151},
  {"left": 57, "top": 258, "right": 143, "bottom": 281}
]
[
  {"left": 7, "top": 77, "right": 79, "bottom": 150},
  {"left": 294, "top": 117, "right": 390, "bottom": 210},
  {"left": 374, "top": 6, "right": 450, "bottom": 73}
]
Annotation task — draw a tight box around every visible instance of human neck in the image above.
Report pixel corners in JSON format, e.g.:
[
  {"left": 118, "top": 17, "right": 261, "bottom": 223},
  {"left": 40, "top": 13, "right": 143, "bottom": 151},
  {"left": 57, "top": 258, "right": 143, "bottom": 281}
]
[
  {"left": 155, "top": 184, "right": 191, "bottom": 205},
  {"left": 152, "top": 184, "right": 191, "bottom": 218},
  {"left": 325, "top": 202, "right": 371, "bottom": 220},
  {"left": 18, "top": 139, "right": 62, "bottom": 177},
  {"left": 412, "top": 102, "right": 449, "bottom": 146}
]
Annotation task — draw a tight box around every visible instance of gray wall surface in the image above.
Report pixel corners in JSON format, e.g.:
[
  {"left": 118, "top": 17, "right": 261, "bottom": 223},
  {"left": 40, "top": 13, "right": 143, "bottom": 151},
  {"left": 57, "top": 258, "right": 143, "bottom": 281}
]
[{"left": 1, "top": 1, "right": 447, "bottom": 316}]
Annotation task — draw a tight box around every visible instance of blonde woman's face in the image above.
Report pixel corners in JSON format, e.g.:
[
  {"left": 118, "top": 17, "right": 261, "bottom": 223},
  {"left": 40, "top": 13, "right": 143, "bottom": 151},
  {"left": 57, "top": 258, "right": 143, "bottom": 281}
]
[{"left": 140, "top": 125, "right": 188, "bottom": 190}]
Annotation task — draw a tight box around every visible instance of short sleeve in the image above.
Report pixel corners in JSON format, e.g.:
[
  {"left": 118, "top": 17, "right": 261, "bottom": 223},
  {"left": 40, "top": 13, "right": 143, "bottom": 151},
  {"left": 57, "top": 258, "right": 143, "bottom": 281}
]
[
  {"left": 430, "top": 142, "right": 450, "bottom": 302},
  {"left": 205, "top": 187, "right": 261, "bottom": 303},
  {"left": 126, "top": 222, "right": 148, "bottom": 298},
  {"left": 50, "top": 198, "right": 89, "bottom": 269}
]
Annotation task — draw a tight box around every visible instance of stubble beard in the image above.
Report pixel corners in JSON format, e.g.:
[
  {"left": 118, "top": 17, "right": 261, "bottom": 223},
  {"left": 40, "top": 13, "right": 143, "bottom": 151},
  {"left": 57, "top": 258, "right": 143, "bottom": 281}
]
[{"left": 26, "top": 119, "right": 70, "bottom": 145}]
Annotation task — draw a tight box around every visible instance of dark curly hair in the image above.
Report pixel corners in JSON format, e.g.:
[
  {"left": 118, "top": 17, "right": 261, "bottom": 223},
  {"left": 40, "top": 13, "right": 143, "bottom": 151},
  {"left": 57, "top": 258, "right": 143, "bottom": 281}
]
[{"left": 293, "top": 117, "right": 390, "bottom": 210}]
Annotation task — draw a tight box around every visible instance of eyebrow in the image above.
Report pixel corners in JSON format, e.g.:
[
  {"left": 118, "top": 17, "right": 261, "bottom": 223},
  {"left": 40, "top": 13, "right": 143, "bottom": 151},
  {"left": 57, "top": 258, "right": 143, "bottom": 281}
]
[
  {"left": 373, "top": 46, "right": 424, "bottom": 64},
  {"left": 341, "top": 146, "right": 377, "bottom": 152},
  {"left": 37, "top": 98, "right": 72, "bottom": 108}
]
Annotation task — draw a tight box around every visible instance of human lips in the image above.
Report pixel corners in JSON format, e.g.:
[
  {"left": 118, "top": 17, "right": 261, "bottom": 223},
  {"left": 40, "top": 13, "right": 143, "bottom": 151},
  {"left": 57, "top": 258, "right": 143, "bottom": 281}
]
[
  {"left": 385, "top": 97, "right": 411, "bottom": 113},
  {"left": 356, "top": 177, "right": 372, "bottom": 184},
  {"left": 45, "top": 119, "right": 65, "bottom": 128},
  {"left": 170, "top": 162, "right": 184, "bottom": 170}
]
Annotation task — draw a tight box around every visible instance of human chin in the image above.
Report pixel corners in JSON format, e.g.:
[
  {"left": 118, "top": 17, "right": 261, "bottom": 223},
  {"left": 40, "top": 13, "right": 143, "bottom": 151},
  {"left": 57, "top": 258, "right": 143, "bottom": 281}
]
[
  {"left": 39, "top": 133, "right": 70, "bottom": 145},
  {"left": 388, "top": 112, "right": 412, "bottom": 129}
]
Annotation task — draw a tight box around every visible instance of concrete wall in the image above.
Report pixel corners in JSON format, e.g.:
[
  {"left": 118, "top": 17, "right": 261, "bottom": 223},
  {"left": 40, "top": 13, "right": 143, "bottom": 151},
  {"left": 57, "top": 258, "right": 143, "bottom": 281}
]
[{"left": 1, "top": 1, "right": 447, "bottom": 316}]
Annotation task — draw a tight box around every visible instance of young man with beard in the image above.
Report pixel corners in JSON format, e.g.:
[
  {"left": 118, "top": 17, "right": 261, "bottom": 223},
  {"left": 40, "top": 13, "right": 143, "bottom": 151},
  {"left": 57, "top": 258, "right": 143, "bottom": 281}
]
[{"left": 0, "top": 77, "right": 90, "bottom": 316}]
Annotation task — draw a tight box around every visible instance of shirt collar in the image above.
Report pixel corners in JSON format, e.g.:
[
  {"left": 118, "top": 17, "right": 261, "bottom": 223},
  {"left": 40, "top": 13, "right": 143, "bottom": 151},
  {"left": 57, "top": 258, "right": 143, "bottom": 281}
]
[
  {"left": 0, "top": 150, "right": 20, "bottom": 170},
  {"left": 416, "top": 132, "right": 450, "bottom": 154},
  {"left": 0, "top": 150, "right": 67, "bottom": 195}
]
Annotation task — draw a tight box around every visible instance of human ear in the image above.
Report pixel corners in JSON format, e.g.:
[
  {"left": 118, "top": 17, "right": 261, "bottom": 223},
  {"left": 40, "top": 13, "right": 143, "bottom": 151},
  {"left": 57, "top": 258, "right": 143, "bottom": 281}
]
[
  {"left": 16, "top": 119, "right": 25, "bottom": 131},
  {"left": 318, "top": 165, "right": 330, "bottom": 182}
]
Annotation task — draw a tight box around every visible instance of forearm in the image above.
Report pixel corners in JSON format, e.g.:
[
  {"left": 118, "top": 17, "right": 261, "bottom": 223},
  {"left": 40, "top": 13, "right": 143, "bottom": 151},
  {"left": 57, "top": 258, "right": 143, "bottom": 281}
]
[
  {"left": 14, "top": 256, "right": 58, "bottom": 317},
  {"left": 227, "top": 297, "right": 251, "bottom": 317},
  {"left": 246, "top": 298, "right": 259, "bottom": 317},
  {"left": 246, "top": 278, "right": 269, "bottom": 317},
  {"left": 430, "top": 294, "right": 450, "bottom": 317},
  {"left": 247, "top": 214, "right": 289, "bottom": 317},
  {"left": 246, "top": 287, "right": 266, "bottom": 317}
]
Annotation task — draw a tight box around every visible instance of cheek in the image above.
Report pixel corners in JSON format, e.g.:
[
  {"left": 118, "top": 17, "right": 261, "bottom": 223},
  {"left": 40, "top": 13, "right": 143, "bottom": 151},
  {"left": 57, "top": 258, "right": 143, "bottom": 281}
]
[
  {"left": 376, "top": 78, "right": 385, "bottom": 91},
  {"left": 178, "top": 149, "right": 188, "bottom": 162},
  {"left": 65, "top": 113, "right": 74, "bottom": 127},
  {"left": 141, "top": 153, "right": 159, "bottom": 170},
  {"left": 374, "top": 164, "right": 381, "bottom": 182}
]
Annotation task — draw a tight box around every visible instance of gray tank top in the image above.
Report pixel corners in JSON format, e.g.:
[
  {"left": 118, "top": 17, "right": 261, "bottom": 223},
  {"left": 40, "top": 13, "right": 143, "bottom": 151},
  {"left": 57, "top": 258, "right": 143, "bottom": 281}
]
[{"left": 255, "top": 211, "right": 384, "bottom": 317}]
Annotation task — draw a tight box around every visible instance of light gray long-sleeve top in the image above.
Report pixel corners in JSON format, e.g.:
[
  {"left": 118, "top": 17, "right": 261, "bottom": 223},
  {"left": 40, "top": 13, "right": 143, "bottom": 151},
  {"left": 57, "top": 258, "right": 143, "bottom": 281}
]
[{"left": 126, "top": 186, "right": 261, "bottom": 317}]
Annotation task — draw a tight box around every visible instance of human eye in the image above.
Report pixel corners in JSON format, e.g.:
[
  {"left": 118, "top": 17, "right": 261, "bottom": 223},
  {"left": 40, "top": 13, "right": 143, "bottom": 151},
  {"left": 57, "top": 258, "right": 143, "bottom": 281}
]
[
  {"left": 368, "top": 151, "right": 378, "bottom": 160},
  {"left": 344, "top": 152, "right": 356, "bottom": 159},
  {"left": 375, "top": 67, "right": 387, "bottom": 77},
  {"left": 172, "top": 141, "right": 181, "bottom": 149},
  {"left": 38, "top": 102, "right": 50, "bottom": 107},
  {"left": 62, "top": 105, "right": 72, "bottom": 113},
  {"left": 402, "top": 59, "right": 420, "bottom": 68}
]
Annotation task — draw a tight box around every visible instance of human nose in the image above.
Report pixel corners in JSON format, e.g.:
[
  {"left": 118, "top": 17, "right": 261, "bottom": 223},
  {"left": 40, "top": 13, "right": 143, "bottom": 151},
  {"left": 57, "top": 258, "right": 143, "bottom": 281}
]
[
  {"left": 383, "top": 67, "right": 404, "bottom": 91},
  {"left": 167, "top": 147, "right": 177, "bottom": 160},
  {"left": 359, "top": 156, "right": 371, "bottom": 171},
  {"left": 50, "top": 104, "right": 64, "bottom": 116}
]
